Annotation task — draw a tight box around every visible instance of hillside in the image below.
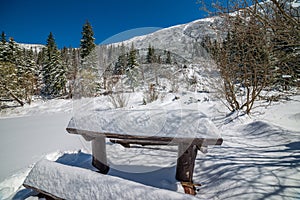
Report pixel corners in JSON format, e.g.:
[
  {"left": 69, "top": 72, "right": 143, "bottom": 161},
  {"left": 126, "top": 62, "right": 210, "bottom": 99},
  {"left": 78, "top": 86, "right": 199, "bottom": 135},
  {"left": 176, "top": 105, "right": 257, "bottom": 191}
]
[
  {"left": 108, "top": 16, "right": 225, "bottom": 62},
  {"left": 17, "top": 43, "right": 45, "bottom": 53}
]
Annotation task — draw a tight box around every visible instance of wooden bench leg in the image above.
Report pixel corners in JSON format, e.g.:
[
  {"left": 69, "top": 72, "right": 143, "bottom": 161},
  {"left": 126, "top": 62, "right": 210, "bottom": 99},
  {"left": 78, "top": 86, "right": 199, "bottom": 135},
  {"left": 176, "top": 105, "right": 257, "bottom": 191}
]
[
  {"left": 176, "top": 143, "right": 198, "bottom": 195},
  {"left": 92, "top": 136, "right": 110, "bottom": 174}
]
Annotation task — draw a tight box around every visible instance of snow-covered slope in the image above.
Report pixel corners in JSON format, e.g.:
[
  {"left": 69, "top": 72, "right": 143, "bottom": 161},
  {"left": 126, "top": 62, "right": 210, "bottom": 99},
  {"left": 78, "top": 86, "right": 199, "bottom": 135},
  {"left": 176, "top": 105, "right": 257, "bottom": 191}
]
[
  {"left": 17, "top": 43, "right": 45, "bottom": 53},
  {"left": 110, "top": 17, "right": 225, "bottom": 62}
]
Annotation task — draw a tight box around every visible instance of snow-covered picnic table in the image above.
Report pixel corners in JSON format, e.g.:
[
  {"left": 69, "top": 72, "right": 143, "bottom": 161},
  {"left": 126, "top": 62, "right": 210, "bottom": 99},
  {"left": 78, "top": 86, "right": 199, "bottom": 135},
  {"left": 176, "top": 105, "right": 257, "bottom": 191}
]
[{"left": 66, "top": 109, "right": 223, "bottom": 195}]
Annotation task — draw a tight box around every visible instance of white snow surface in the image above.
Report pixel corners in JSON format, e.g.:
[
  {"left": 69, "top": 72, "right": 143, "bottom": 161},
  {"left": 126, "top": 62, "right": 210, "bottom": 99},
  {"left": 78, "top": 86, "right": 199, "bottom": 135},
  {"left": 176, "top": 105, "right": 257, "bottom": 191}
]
[
  {"left": 0, "top": 92, "right": 300, "bottom": 199},
  {"left": 17, "top": 43, "right": 45, "bottom": 53},
  {"left": 110, "top": 16, "right": 225, "bottom": 62},
  {"left": 69, "top": 108, "right": 220, "bottom": 139},
  {"left": 23, "top": 159, "right": 196, "bottom": 200}
]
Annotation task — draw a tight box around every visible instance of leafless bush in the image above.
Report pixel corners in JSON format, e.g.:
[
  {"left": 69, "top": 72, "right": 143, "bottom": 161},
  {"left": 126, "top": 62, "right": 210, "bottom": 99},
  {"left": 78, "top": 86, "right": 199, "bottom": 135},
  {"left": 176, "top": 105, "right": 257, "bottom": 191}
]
[
  {"left": 106, "top": 79, "right": 129, "bottom": 108},
  {"left": 201, "top": 0, "right": 299, "bottom": 114},
  {"left": 108, "top": 92, "right": 129, "bottom": 108},
  {"left": 143, "top": 83, "right": 158, "bottom": 104}
]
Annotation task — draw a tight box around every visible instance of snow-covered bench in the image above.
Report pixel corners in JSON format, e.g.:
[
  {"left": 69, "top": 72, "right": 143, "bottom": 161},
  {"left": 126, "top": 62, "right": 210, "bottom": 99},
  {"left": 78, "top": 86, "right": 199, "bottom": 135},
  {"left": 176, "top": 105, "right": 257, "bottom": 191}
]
[
  {"left": 66, "top": 109, "right": 223, "bottom": 195},
  {"left": 23, "top": 159, "right": 198, "bottom": 200}
]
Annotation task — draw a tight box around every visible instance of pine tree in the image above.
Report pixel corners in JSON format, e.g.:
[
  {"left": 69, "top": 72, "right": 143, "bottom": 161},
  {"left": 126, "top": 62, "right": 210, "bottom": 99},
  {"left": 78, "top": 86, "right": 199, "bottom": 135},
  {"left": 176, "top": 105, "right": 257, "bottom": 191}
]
[
  {"left": 7, "top": 37, "right": 21, "bottom": 64},
  {"left": 146, "top": 44, "right": 155, "bottom": 63},
  {"left": 22, "top": 48, "right": 37, "bottom": 103},
  {"left": 42, "top": 32, "right": 66, "bottom": 97},
  {"left": 0, "top": 32, "right": 9, "bottom": 62},
  {"left": 77, "top": 21, "right": 99, "bottom": 97},
  {"left": 1, "top": 32, "right": 6, "bottom": 43},
  {"left": 61, "top": 47, "right": 79, "bottom": 98},
  {"left": 0, "top": 61, "right": 23, "bottom": 106},
  {"left": 114, "top": 43, "right": 127, "bottom": 75},
  {"left": 126, "top": 43, "right": 139, "bottom": 92},
  {"left": 80, "top": 21, "right": 96, "bottom": 61},
  {"left": 166, "top": 51, "right": 171, "bottom": 64}
]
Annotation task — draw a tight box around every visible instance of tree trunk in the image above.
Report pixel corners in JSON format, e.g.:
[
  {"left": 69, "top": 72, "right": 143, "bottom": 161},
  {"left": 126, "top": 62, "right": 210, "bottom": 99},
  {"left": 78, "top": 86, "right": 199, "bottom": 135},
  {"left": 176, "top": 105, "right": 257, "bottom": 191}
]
[{"left": 2, "top": 86, "right": 24, "bottom": 106}]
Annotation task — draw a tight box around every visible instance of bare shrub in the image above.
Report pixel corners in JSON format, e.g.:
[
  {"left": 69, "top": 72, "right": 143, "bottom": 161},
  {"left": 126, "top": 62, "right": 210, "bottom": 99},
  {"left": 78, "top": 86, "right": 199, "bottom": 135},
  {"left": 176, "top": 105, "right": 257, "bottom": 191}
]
[
  {"left": 108, "top": 92, "right": 129, "bottom": 108},
  {"left": 201, "top": 0, "right": 299, "bottom": 114},
  {"left": 143, "top": 83, "right": 158, "bottom": 104}
]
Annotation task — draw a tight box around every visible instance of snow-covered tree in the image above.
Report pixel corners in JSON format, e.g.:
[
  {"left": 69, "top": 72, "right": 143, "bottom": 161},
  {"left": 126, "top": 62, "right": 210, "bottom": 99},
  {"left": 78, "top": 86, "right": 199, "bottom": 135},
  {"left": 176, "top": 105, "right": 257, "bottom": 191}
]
[
  {"left": 146, "top": 44, "right": 155, "bottom": 64},
  {"left": 165, "top": 51, "right": 172, "bottom": 64},
  {"left": 126, "top": 43, "right": 139, "bottom": 92},
  {"left": 61, "top": 47, "right": 80, "bottom": 98},
  {"left": 80, "top": 21, "right": 96, "bottom": 62},
  {"left": 0, "top": 61, "right": 25, "bottom": 106},
  {"left": 0, "top": 32, "right": 9, "bottom": 62},
  {"left": 114, "top": 43, "right": 127, "bottom": 75},
  {"left": 76, "top": 21, "right": 99, "bottom": 98},
  {"left": 22, "top": 49, "right": 37, "bottom": 103},
  {"left": 42, "top": 32, "right": 66, "bottom": 97}
]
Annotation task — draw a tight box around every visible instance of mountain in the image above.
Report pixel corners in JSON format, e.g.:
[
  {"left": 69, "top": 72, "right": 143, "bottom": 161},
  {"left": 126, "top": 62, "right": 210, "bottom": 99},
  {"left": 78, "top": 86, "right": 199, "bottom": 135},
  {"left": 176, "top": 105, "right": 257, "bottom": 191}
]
[
  {"left": 86, "top": 16, "right": 226, "bottom": 94},
  {"left": 110, "top": 16, "right": 226, "bottom": 63},
  {"left": 17, "top": 43, "right": 45, "bottom": 53}
]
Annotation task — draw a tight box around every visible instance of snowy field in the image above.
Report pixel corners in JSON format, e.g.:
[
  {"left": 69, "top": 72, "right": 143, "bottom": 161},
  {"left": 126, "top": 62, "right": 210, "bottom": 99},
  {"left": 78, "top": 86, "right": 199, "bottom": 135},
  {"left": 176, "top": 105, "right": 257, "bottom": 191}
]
[{"left": 0, "top": 92, "right": 299, "bottom": 199}]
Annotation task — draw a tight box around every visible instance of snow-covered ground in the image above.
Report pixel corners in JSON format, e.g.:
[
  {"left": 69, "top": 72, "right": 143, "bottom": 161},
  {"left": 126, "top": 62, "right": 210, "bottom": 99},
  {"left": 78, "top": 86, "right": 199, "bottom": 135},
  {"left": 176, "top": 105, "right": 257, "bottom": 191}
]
[{"left": 0, "top": 92, "right": 299, "bottom": 199}]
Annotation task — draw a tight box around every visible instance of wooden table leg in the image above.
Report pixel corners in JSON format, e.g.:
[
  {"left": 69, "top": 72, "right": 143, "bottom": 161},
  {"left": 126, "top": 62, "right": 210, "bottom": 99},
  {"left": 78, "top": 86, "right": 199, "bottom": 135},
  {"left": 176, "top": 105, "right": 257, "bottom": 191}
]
[
  {"left": 176, "top": 143, "right": 198, "bottom": 195},
  {"left": 92, "top": 136, "right": 109, "bottom": 174}
]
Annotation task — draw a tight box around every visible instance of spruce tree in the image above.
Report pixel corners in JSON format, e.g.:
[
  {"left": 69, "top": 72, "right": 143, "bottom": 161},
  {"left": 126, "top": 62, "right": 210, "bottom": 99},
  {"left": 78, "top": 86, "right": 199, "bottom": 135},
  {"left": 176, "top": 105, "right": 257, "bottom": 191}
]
[
  {"left": 22, "top": 48, "right": 37, "bottom": 103},
  {"left": 42, "top": 32, "right": 66, "bottom": 97},
  {"left": 126, "top": 43, "right": 139, "bottom": 92},
  {"left": 146, "top": 44, "right": 155, "bottom": 63},
  {"left": 114, "top": 43, "right": 127, "bottom": 75},
  {"left": 1, "top": 32, "right": 6, "bottom": 43},
  {"left": 0, "top": 32, "right": 9, "bottom": 62},
  {"left": 77, "top": 21, "right": 98, "bottom": 97},
  {"left": 80, "top": 21, "right": 96, "bottom": 61},
  {"left": 166, "top": 51, "right": 171, "bottom": 64}
]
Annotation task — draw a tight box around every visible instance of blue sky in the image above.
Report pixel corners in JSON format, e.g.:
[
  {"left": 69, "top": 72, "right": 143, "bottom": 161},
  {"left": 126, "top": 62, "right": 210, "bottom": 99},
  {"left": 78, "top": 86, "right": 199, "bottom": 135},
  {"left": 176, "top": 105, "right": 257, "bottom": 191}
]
[{"left": 1, "top": 0, "right": 206, "bottom": 48}]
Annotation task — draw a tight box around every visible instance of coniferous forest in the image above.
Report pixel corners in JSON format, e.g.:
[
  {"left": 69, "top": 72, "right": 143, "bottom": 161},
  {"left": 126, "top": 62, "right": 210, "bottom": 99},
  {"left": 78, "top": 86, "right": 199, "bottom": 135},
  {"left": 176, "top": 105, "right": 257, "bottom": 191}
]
[
  {"left": 0, "top": 21, "right": 92, "bottom": 106},
  {"left": 0, "top": 20, "right": 177, "bottom": 108},
  {"left": 0, "top": 0, "right": 299, "bottom": 115}
]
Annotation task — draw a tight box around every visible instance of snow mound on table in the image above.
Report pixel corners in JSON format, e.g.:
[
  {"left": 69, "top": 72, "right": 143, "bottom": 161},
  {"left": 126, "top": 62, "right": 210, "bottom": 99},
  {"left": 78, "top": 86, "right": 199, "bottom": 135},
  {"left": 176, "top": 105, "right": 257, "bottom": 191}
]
[
  {"left": 24, "top": 159, "right": 197, "bottom": 200},
  {"left": 69, "top": 108, "right": 221, "bottom": 139}
]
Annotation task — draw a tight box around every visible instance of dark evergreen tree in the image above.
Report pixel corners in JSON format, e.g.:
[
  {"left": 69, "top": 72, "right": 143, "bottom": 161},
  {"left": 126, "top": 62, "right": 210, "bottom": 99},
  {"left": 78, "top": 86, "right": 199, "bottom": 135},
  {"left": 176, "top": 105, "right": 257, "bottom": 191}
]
[
  {"left": 0, "top": 33, "right": 39, "bottom": 105},
  {"left": 7, "top": 37, "right": 20, "bottom": 64},
  {"left": 0, "top": 32, "right": 9, "bottom": 62},
  {"left": 114, "top": 43, "right": 127, "bottom": 75},
  {"left": 22, "top": 48, "right": 37, "bottom": 103},
  {"left": 0, "top": 61, "right": 23, "bottom": 105},
  {"left": 166, "top": 51, "right": 171, "bottom": 64},
  {"left": 80, "top": 21, "right": 96, "bottom": 61},
  {"left": 77, "top": 21, "right": 99, "bottom": 97},
  {"left": 61, "top": 46, "right": 80, "bottom": 98},
  {"left": 126, "top": 43, "right": 139, "bottom": 91},
  {"left": 146, "top": 44, "right": 155, "bottom": 63},
  {"left": 1, "top": 32, "right": 6, "bottom": 43},
  {"left": 42, "top": 32, "right": 66, "bottom": 97},
  {"left": 0, "top": 37, "right": 27, "bottom": 106}
]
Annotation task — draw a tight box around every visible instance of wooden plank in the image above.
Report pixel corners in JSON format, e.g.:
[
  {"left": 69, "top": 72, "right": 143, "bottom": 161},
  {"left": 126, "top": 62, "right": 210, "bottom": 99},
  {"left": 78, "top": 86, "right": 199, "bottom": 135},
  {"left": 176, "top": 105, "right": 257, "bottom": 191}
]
[
  {"left": 66, "top": 127, "right": 223, "bottom": 146},
  {"left": 110, "top": 139, "right": 174, "bottom": 147}
]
